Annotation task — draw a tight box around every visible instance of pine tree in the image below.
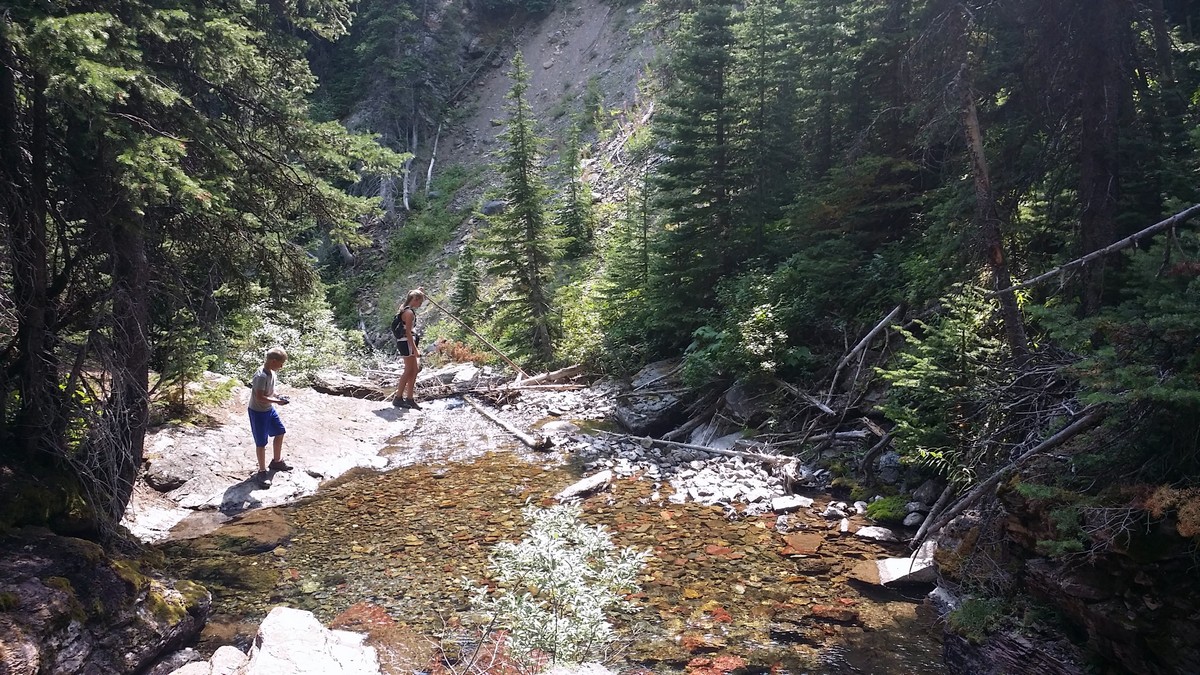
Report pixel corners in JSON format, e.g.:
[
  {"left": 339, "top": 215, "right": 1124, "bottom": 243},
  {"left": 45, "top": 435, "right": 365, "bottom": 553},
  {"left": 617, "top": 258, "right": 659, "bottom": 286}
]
[
  {"left": 451, "top": 243, "right": 481, "bottom": 321},
  {"left": 0, "top": 0, "right": 398, "bottom": 530},
  {"left": 556, "top": 124, "right": 595, "bottom": 259},
  {"left": 649, "top": 0, "right": 737, "bottom": 347},
  {"left": 602, "top": 169, "right": 655, "bottom": 304},
  {"left": 481, "top": 52, "right": 561, "bottom": 365},
  {"left": 729, "top": 0, "right": 802, "bottom": 261}
]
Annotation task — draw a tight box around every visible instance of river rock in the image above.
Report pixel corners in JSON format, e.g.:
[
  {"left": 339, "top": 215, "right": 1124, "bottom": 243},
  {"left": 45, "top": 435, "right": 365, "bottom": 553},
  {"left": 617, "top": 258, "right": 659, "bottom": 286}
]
[
  {"left": 771, "top": 495, "right": 813, "bottom": 513},
  {"left": 613, "top": 360, "right": 688, "bottom": 436},
  {"left": 913, "top": 478, "right": 942, "bottom": 504},
  {"left": 903, "top": 512, "right": 925, "bottom": 527},
  {"left": 228, "top": 607, "right": 379, "bottom": 674},
  {"left": 944, "top": 630, "right": 1086, "bottom": 675},
  {"left": 555, "top": 470, "right": 613, "bottom": 501},
  {"left": 849, "top": 540, "right": 936, "bottom": 586},
  {"left": 855, "top": 526, "right": 899, "bottom": 542},
  {"left": 481, "top": 199, "right": 507, "bottom": 215},
  {"left": 0, "top": 529, "right": 210, "bottom": 675}
]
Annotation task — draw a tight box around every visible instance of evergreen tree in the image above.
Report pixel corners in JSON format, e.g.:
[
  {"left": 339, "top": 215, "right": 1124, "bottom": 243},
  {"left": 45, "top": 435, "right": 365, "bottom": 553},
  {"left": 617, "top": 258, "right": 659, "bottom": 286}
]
[
  {"left": 0, "top": 0, "right": 398, "bottom": 531},
  {"left": 481, "top": 53, "right": 561, "bottom": 365},
  {"left": 451, "top": 243, "right": 481, "bottom": 322},
  {"left": 729, "top": 0, "right": 802, "bottom": 260},
  {"left": 556, "top": 124, "right": 595, "bottom": 258},
  {"left": 602, "top": 169, "right": 655, "bottom": 304},
  {"left": 649, "top": 0, "right": 737, "bottom": 347}
]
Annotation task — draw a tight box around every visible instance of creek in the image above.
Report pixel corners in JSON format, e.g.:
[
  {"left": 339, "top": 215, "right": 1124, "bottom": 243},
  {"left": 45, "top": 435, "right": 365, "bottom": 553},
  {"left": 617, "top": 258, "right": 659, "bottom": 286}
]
[{"left": 158, "top": 403, "right": 945, "bottom": 674}]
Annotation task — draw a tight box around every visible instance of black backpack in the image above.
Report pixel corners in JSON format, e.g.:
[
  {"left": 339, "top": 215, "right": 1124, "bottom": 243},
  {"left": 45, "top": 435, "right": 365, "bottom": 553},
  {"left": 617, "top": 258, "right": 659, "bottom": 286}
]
[
  {"left": 390, "top": 306, "right": 420, "bottom": 344},
  {"left": 390, "top": 308, "right": 408, "bottom": 340}
]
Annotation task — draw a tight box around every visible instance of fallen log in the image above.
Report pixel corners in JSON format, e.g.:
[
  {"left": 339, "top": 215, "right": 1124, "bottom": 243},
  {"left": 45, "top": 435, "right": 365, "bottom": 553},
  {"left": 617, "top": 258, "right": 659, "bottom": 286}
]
[
  {"left": 491, "top": 383, "right": 586, "bottom": 392},
  {"left": 992, "top": 203, "right": 1200, "bottom": 296},
  {"left": 772, "top": 377, "right": 835, "bottom": 416},
  {"left": 555, "top": 470, "right": 613, "bottom": 501},
  {"left": 772, "top": 430, "right": 870, "bottom": 447},
  {"left": 311, "top": 372, "right": 391, "bottom": 401},
  {"left": 826, "top": 304, "right": 904, "bottom": 400},
  {"left": 463, "top": 396, "right": 548, "bottom": 450},
  {"left": 914, "top": 408, "right": 1104, "bottom": 548},
  {"left": 662, "top": 397, "right": 720, "bottom": 443},
  {"left": 516, "top": 364, "right": 585, "bottom": 387}
]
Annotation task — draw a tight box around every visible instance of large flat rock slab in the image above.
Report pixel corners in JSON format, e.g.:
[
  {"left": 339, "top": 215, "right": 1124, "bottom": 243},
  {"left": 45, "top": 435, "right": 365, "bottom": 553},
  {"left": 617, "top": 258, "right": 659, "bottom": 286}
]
[{"left": 124, "top": 382, "right": 423, "bottom": 542}]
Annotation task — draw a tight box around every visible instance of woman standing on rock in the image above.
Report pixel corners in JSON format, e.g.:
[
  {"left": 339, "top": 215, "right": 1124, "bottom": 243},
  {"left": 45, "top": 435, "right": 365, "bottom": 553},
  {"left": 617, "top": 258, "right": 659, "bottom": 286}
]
[{"left": 392, "top": 288, "right": 425, "bottom": 409}]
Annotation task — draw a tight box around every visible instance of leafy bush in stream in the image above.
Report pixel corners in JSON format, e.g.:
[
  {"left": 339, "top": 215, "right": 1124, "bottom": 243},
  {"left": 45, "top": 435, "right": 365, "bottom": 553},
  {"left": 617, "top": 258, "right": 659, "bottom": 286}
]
[{"left": 462, "top": 504, "right": 650, "bottom": 671}]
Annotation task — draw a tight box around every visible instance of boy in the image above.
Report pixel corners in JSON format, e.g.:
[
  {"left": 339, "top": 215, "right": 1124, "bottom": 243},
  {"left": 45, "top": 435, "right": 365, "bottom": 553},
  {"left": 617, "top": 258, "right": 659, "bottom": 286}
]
[{"left": 248, "top": 346, "right": 292, "bottom": 487}]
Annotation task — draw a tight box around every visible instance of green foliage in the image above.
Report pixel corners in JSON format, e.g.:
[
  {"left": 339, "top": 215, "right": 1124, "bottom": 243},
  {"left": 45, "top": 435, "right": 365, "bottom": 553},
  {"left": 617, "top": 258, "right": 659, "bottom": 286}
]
[
  {"left": 221, "top": 293, "right": 365, "bottom": 386},
  {"left": 463, "top": 504, "right": 649, "bottom": 670},
  {"left": 865, "top": 495, "right": 909, "bottom": 524},
  {"left": 947, "top": 598, "right": 1005, "bottom": 644},
  {"left": 556, "top": 125, "right": 596, "bottom": 259},
  {"left": 648, "top": 0, "right": 738, "bottom": 348},
  {"left": 876, "top": 286, "right": 1010, "bottom": 483},
  {"left": 386, "top": 166, "right": 475, "bottom": 279},
  {"left": 480, "top": 53, "right": 563, "bottom": 367},
  {"left": 1027, "top": 231, "right": 1200, "bottom": 483},
  {"left": 451, "top": 244, "right": 482, "bottom": 322},
  {"left": 152, "top": 308, "right": 216, "bottom": 409}
]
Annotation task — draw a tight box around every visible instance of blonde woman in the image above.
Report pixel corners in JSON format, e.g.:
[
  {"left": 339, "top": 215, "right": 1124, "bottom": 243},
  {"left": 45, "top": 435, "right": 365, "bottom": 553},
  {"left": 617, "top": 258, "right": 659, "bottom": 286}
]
[{"left": 392, "top": 288, "right": 425, "bottom": 408}]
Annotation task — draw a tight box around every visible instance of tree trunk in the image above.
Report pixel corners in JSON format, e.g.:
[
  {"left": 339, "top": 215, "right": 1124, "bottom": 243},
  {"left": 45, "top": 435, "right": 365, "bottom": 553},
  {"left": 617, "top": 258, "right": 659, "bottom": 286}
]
[
  {"left": 1077, "top": 0, "right": 1122, "bottom": 316},
  {"left": 960, "top": 85, "right": 1029, "bottom": 357},
  {"left": 0, "top": 33, "right": 56, "bottom": 457},
  {"left": 104, "top": 205, "right": 151, "bottom": 524}
]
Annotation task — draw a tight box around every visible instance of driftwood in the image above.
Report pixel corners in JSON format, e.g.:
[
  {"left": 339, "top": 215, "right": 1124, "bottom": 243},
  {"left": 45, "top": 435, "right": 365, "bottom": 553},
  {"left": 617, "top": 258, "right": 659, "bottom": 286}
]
[
  {"left": 826, "top": 304, "right": 904, "bottom": 400},
  {"left": 662, "top": 397, "right": 720, "bottom": 443},
  {"left": 772, "top": 377, "right": 836, "bottom": 415},
  {"left": 914, "top": 408, "right": 1105, "bottom": 547},
  {"left": 858, "top": 432, "right": 893, "bottom": 476},
  {"left": 615, "top": 388, "right": 689, "bottom": 400},
  {"left": 489, "top": 383, "right": 585, "bottom": 392},
  {"left": 311, "top": 372, "right": 390, "bottom": 401},
  {"left": 993, "top": 203, "right": 1200, "bottom": 296},
  {"left": 599, "top": 430, "right": 791, "bottom": 466},
  {"left": 555, "top": 470, "right": 613, "bottom": 501},
  {"left": 464, "top": 396, "right": 548, "bottom": 450},
  {"left": 772, "top": 430, "right": 870, "bottom": 447},
  {"left": 513, "top": 364, "right": 585, "bottom": 387},
  {"left": 420, "top": 294, "right": 531, "bottom": 379},
  {"left": 912, "top": 483, "right": 957, "bottom": 546}
]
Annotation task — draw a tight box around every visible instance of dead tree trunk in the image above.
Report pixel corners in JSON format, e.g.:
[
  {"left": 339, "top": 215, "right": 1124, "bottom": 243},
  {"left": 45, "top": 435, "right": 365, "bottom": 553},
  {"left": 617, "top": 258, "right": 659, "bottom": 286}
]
[{"left": 956, "top": 62, "right": 1029, "bottom": 358}]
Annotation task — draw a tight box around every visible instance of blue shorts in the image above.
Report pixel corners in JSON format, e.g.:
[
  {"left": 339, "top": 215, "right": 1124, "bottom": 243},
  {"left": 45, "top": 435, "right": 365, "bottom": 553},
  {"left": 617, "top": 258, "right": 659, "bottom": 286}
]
[{"left": 248, "top": 408, "right": 286, "bottom": 447}]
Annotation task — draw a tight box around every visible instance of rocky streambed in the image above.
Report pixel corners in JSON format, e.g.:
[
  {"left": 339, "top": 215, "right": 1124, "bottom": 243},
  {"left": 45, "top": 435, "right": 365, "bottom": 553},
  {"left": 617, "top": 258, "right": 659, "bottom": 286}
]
[{"left": 149, "top": 369, "right": 946, "bottom": 674}]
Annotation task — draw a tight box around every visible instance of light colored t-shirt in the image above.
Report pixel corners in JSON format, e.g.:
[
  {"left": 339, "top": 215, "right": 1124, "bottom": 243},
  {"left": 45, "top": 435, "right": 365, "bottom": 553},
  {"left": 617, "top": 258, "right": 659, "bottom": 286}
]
[{"left": 249, "top": 367, "right": 275, "bottom": 412}]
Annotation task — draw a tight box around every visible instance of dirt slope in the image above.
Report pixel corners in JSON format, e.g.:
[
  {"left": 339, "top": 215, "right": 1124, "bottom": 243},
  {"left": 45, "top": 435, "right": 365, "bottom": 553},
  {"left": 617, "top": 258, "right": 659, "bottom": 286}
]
[{"left": 443, "top": 0, "right": 656, "bottom": 171}]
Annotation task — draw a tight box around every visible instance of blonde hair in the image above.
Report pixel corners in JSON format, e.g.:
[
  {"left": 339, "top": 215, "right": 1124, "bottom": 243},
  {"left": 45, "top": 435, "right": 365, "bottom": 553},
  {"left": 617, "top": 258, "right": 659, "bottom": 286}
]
[
  {"left": 403, "top": 289, "right": 425, "bottom": 306},
  {"left": 265, "top": 346, "right": 288, "bottom": 363}
]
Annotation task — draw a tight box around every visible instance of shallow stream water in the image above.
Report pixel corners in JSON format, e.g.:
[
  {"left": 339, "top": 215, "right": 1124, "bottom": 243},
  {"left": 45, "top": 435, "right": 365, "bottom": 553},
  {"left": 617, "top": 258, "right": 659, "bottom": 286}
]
[{"left": 160, "top": 432, "right": 946, "bottom": 674}]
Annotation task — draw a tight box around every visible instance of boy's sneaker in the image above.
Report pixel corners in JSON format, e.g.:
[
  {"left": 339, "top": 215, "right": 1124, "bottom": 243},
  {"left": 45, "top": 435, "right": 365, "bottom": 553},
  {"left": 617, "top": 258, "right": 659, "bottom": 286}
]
[
  {"left": 268, "top": 459, "right": 293, "bottom": 472},
  {"left": 406, "top": 398, "right": 422, "bottom": 410},
  {"left": 254, "top": 471, "right": 272, "bottom": 488}
]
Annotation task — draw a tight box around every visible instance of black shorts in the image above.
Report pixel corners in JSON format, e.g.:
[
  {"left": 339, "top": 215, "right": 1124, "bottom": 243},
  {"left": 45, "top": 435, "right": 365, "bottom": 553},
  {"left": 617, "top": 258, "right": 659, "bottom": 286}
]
[{"left": 397, "top": 336, "right": 419, "bottom": 357}]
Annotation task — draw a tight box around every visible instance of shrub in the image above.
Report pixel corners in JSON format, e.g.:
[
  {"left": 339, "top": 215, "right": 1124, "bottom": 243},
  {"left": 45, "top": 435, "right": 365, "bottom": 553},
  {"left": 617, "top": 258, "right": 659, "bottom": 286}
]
[
  {"left": 462, "top": 504, "right": 650, "bottom": 671},
  {"left": 947, "top": 597, "right": 1004, "bottom": 644}
]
